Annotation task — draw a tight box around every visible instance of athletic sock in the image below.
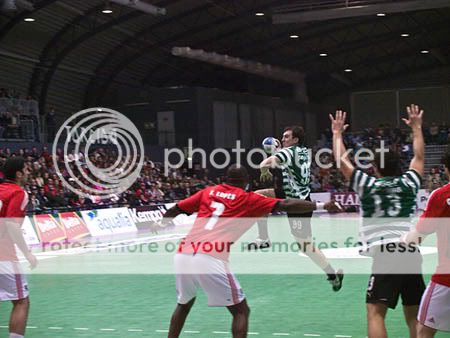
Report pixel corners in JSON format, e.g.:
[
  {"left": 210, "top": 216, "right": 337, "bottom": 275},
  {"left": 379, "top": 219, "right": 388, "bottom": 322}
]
[
  {"left": 256, "top": 219, "right": 269, "bottom": 240},
  {"left": 323, "top": 264, "right": 336, "bottom": 280},
  {"left": 10, "top": 333, "right": 24, "bottom": 338}
]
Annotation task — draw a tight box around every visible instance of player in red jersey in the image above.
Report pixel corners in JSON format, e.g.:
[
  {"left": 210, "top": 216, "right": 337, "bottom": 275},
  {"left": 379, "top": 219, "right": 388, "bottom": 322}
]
[
  {"left": 0, "top": 157, "right": 38, "bottom": 338},
  {"left": 404, "top": 151, "right": 450, "bottom": 337},
  {"left": 163, "top": 164, "right": 341, "bottom": 338}
]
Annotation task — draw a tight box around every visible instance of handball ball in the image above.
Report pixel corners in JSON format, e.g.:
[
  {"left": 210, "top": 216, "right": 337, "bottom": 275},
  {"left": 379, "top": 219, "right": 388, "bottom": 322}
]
[{"left": 262, "top": 137, "right": 281, "bottom": 154}]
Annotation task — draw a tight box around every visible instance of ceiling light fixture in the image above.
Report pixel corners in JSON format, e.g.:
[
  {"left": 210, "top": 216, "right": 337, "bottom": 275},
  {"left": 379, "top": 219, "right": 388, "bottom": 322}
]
[{"left": 102, "top": 1, "right": 113, "bottom": 13}]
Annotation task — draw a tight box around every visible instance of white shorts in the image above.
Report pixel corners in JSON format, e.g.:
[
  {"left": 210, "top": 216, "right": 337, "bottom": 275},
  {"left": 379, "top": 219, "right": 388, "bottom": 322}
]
[
  {"left": 0, "top": 261, "right": 29, "bottom": 301},
  {"left": 174, "top": 253, "right": 245, "bottom": 307},
  {"left": 418, "top": 281, "right": 450, "bottom": 332}
]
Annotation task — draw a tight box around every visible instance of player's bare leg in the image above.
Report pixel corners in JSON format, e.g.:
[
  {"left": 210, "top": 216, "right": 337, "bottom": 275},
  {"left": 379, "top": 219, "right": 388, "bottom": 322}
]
[
  {"left": 417, "top": 323, "right": 437, "bottom": 338},
  {"left": 296, "top": 236, "right": 343, "bottom": 291},
  {"left": 227, "top": 299, "right": 250, "bottom": 338},
  {"left": 9, "top": 298, "right": 29, "bottom": 337},
  {"left": 403, "top": 305, "right": 420, "bottom": 338},
  {"left": 248, "top": 189, "right": 275, "bottom": 250},
  {"left": 367, "top": 303, "right": 388, "bottom": 338},
  {"left": 168, "top": 298, "right": 196, "bottom": 338}
]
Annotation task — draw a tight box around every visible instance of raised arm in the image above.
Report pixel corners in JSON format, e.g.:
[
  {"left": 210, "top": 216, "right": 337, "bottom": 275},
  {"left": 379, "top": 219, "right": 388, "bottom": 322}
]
[
  {"left": 330, "top": 110, "right": 354, "bottom": 181},
  {"left": 403, "top": 104, "right": 424, "bottom": 177}
]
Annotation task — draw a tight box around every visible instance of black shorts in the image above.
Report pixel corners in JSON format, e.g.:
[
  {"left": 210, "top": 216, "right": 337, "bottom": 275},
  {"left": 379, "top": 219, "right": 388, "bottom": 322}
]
[
  {"left": 286, "top": 195, "right": 313, "bottom": 239},
  {"left": 366, "top": 245, "right": 425, "bottom": 309},
  {"left": 366, "top": 274, "right": 425, "bottom": 309}
]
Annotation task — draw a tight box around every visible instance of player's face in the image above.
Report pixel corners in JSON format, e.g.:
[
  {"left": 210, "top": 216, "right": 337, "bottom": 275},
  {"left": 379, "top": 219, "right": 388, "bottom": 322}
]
[
  {"left": 18, "top": 168, "right": 29, "bottom": 186},
  {"left": 281, "top": 130, "right": 298, "bottom": 148}
]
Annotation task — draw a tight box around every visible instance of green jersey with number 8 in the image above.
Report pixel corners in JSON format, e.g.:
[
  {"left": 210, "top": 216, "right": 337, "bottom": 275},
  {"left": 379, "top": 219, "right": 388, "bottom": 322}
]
[{"left": 275, "top": 146, "right": 311, "bottom": 200}]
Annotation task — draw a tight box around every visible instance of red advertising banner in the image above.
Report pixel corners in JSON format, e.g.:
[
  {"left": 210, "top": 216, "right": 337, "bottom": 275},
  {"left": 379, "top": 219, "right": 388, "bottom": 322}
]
[
  {"left": 58, "top": 212, "right": 90, "bottom": 241},
  {"left": 33, "top": 214, "right": 67, "bottom": 243},
  {"left": 331, "top": 192, "right": 360, "bottom": 212}
]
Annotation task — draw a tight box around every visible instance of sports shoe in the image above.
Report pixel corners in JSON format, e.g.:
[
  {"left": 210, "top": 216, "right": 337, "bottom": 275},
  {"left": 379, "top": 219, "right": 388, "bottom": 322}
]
[
  {"left": 247, "top": 238, "right": 271, "bottom": 250},
  {"left": 328, "top": 269, "right": 344, "bottom": 292}
]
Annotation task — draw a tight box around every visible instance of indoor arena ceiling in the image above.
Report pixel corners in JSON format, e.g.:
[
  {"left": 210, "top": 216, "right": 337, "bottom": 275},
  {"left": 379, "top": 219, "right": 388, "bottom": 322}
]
[{"left": 1, "top": 0, "right": 450, "bottom": 108}]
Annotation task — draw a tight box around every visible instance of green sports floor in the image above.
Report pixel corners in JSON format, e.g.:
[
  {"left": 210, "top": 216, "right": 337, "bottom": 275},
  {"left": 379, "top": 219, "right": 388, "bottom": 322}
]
[{"left": 1, "top": 215, "right": 448, "bottom": 337}]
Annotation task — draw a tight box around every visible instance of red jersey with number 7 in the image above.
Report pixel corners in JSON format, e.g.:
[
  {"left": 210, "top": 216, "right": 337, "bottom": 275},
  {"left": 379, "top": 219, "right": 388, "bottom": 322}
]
[
  {"left": 0, "top": 182, "right": 29, "bottom": 261},
  {"left": 416, "top": 183, "right": 450, "bottom": 287},
  {"left": 177, "top": 184, "right": 280, "bottom": 261}
]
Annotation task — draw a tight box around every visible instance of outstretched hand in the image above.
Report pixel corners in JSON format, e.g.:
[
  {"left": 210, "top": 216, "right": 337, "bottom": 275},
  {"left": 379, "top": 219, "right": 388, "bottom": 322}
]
[
  {"left": 329, "top": 110, "right": 349, "bottom": 134},
  {"left": 402, "top": 104, "right": 423, "bottom": 129},
  {"left": 324, "top": 201, "right": 344, "bottom": 213},
  {"left": 260, "top": 168, "right": 273, "bottom": 183}
]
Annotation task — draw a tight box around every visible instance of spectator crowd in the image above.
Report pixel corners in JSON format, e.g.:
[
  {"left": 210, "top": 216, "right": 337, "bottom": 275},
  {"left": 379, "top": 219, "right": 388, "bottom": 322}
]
[
  {"left": 0, "top": 146, "right": 214, "bottom": 213},
  {"left": 0, "top": 87, "right": 39, "bottom": 140},
  {"left": 0, "top": 122, "right": 448, "bottom": 213}
]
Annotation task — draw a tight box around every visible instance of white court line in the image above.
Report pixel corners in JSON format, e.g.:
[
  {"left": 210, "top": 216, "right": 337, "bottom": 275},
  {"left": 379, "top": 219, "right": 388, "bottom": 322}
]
[
  {"left": 19, "top": 256, "right": 58, "bottom": 264},
  {"left": 0, "top": 323, "right": 358, "bottom": 338},
  {"left": 1, "top": 323, "right": 356, "bottom": 337}
]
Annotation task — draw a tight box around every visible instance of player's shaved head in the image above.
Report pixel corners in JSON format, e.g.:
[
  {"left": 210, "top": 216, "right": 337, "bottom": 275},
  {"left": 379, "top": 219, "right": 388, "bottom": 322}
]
[
  {"left": 1, "top": 156, "right": 25, "bottom": 181},
  {"left": 226, "top": 164, "right": 249, "bottom": 188}
]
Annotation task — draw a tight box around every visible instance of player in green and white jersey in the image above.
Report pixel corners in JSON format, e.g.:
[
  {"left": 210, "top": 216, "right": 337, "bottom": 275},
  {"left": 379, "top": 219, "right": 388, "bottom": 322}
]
[
  {"left": 250, "top": 126, "right": 343, "bottom": 291},
  {"left": 330, "top": 106, "right": 426, "bottom": 338},
  {"left": 273, "top": 141, "right": 311, "bottom": 200}
]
